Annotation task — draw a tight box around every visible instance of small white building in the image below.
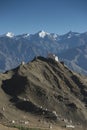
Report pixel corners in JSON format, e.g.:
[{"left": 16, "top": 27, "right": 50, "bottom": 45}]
[
  {"left": 2, "top": 107, "right": 5, "bottom": 111},
  {"left": 47, "top": 53, "right": 59, "bottom": 62},
  {"left": 24, "top": 121, "right": 29, "bottom": 125},
  {"left": 21, "top": 61, "right": 25, "bottom": 65},
  {"left": 52, "top": 111, "right": 58, "bottom": 116},
  {"left": 49, "top": 124, "right": 52, "bottom": 129},
  {"left": 12, "top": 120, "right": 15, "bottom": 124},
  {"left": 65, "top": 124, "right": 75, "bottom": 128}
]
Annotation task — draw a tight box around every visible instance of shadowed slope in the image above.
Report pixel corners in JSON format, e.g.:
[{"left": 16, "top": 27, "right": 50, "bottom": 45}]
[{"left": 0, "top": 56, "right": 87, "bottom": 128}]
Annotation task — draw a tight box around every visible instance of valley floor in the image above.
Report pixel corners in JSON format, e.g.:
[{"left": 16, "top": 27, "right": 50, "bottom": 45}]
[{"left": 0, "top": 121, "right": 85, "bottom": 130}]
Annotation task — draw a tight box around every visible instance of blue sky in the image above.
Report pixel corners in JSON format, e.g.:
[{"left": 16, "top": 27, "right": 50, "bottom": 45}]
[{"left": 0, "top": 0, "right": 87, "bottom": 35}]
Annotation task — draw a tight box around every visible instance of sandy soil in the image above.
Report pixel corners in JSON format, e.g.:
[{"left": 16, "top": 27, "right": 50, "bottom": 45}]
[
  {"left": 0, "top": 123, "right": 85, "bottom": 130},
  {"left": 0, "top": 124, "right": 19, "bottom": 130}
]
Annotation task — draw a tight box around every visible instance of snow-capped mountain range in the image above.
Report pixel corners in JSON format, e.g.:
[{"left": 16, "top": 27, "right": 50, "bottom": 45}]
[
  {"left": 1, "top": 30, "right": 80, "bottom": 40},
  {"left": 0, "top": 30, "right": 87, "bottom": 75},
  {"left": 1, "top": 30, "right": 57, "bottom": 39}
]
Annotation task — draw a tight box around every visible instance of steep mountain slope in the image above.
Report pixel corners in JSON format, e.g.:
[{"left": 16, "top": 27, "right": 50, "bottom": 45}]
[
  {"left": 59, "top": 44, "right": 87, "bottom": 75},
  {"left": 0, "top": 31, "right": 87, "bottom": 75},
  {"left": 0, "top": 56, "right": 87, "bottom": 129}
]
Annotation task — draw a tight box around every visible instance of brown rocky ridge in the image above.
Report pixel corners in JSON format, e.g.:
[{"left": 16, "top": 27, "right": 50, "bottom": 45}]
[{"left": 0, "top": 56, "right": 87, "bottom": 130}]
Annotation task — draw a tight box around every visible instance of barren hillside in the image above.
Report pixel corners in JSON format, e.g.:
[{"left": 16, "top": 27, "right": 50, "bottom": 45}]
[{"left": 0, "top": 56, "right": 87, "bottom": 130}]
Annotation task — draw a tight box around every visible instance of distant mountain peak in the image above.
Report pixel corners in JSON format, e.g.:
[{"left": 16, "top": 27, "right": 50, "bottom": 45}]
[
  {"left": 20, "top": 33, "right": 30, "bottom": 38},
  {"left": 23, "top": 33, "right": 29, "bottom": 38},
  {"left": 68, "top": 31, "right": 80, "bottom": 35},
  {"left": 61, "top": 31, "right": 80, "bottom": 39},
  {"left": 14, "top": 33, "right": 30, "bottom": 40},
  {"left": 5, "top": 32, "right": 14, "bottom": 38},
  {"left": 67, "top": 31, "right": 75, "bottom": 37},
  {"left": 53, "top": 34, "right": 58, "bottom": 39},
  {"left": 38, "top": 30, "right": 50, "bottom": 38}
]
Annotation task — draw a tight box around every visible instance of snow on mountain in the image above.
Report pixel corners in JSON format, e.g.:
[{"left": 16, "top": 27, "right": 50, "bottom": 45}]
[
  {"left": 38, "top": 31, "right": 59, "bottom": 40},
  {"left": 14, "top": 33, "right": 30, "bottom": 40},
  {"left": 17, "top": 33, "right": 30, "bottom": 38},
  {"left": 53, "top": 34, "right": 58, "bottom": 39},
  {"left": 59, "top": 31, "right": 80, "bottom": 40},
  {"left": 23, "top": 33, "right": 30, "bottom": 38},
  {"left": 67, "top": 33, "right": 72, "bottom": 39},
  {"left": 67, "top": 31, "right": 80, "bottom": 38},
  {"left": 0, "top": 30, "right": 81, "bottom": 40},
  {"left": 38, "top": 30, "right": 50, "bottom": 38},
  {"left": 6, "top": 32, "right": 14, "bottom": 38},
  {"left": 50, "top": 33, "right": 59, "bottom": 40},
  {"left": 0, "top": 32, "right": 15, "bottom": 38}
]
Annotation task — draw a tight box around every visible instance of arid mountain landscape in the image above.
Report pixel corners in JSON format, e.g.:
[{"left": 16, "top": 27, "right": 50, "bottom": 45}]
[
  {"left": 0, "top": 31, "right": 87, "bottom": 75},
  {"left": 1, "top": 0, "right": 87, "bottom": 129},
  {"left": 0, "top": 56, "right": 87, "bottom": 130}
]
